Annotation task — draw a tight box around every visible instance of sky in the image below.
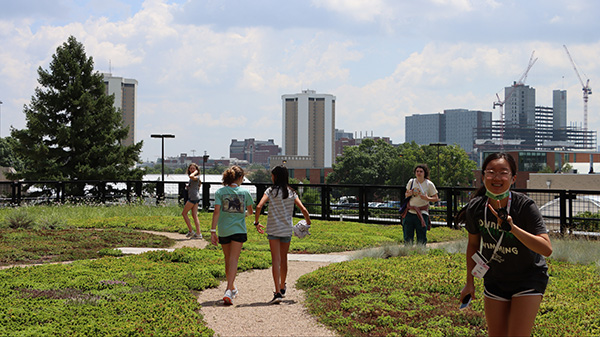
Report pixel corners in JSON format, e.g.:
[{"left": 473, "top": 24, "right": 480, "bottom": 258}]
[{"left": 1, "top": 0, "right": 599, "bottom": 162}]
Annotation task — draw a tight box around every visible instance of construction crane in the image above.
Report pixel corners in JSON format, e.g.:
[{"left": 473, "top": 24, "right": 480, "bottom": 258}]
[
  {"left": 563, "top": 44, "right": 592, "bottom": 131},
  {"left": 492, "top": 51, "right": 538, "bottom": 147}
]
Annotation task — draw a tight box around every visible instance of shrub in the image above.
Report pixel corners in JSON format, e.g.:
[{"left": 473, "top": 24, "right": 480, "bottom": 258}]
[{"left": 3, "top": 210, "right": 35, "bottom": 229}]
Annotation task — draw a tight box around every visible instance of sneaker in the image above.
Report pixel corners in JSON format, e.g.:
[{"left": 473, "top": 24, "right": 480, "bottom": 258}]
[
  {"left": 185, "top": 231, "right": 196, "bottom": 237},
  {"left": 223, "top": 289, "right": 233, "bottom": 306},
  {"left": 231, "top": 288, "right": 238, "bottom": 299},
  {"left": 280, "top": 284, "right": 287, "bottom": 298},
  {"left": 268, "top": 292, "right": 283, "bottom": 304},
  {"left": 191, "top": 233, "right": 203, "bottom": 239}
]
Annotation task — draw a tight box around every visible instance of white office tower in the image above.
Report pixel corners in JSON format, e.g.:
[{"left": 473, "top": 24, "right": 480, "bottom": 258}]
[
  {"left": 281, "top": 90, "right": 336, "bottom": 168},
  {"left": 103, "top": 73, "right": 138, "bottom": 147}
]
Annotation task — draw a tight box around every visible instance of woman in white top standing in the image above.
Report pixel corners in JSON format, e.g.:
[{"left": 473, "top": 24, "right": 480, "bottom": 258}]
[
  {"left": 403, "top": 164, "right": 439, "bottom": 245},
  {"left": 254, "top": 165, "right": 311, "bottom": 304}
]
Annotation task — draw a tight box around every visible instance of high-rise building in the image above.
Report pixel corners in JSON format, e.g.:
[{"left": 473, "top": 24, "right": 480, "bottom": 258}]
[
  {"left": 405, "top": 113, "right": 444, "bottom": 145},
  {"left": 281, "top": 90, "right": 335, "bottom": 168},
  {"left": 405, "top": 109, "right": 491, "bottom": 160},
  {"left": 103, "top": 73, "right": 137, "bottom": 147},
  {"left": 505, "top": 83, "right": 536, "bottom": 128},
  {"left": 553, "top": 89, "right": 567, "bottom": 130}
]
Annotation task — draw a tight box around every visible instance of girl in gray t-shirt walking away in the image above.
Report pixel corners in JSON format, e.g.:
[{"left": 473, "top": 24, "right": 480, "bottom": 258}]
[{"left": 254, "top": 165, "right": 311, "bottom": 304}]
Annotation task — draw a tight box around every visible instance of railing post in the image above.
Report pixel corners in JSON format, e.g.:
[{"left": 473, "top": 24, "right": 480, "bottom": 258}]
[
  {"left": 99, "top": 181, "right": 106, "bottom": 203},
  {"left": 559, "top": 190, "right": 567, "bottom": 234},
  {"left": 358, "top": 185, "right": 366, "bottom": 223},
  {"left": 156, "top": 181, "right": 164, "bottom": 205},
  {"left": 446, "top": 188, "right": 454, "bottom": 228},
  {"left": 202, "top": 182, "right": 211, "bottom": 211},
  {"left": 56, "top": 181, "right": 62, "bottom": 203},
  {"left": 135, "top": 181, "right": 142, "bottom": 198},
  {"left": 178, "top": 182, "right": 187, "bottom": 205},
  {"left": 321, "top": 184, "right": 331, "bottom": 221},
  {"left": 126, "top": 181, "right": 132, "bottom": 203},
  {"left": 11, "top": 181, "right": 17, "bottom": 205}
]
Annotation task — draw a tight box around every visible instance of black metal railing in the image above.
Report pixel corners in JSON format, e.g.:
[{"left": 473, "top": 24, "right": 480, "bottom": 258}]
[{"left": 1, "top": 180, "right": 599, "bottom": 235}]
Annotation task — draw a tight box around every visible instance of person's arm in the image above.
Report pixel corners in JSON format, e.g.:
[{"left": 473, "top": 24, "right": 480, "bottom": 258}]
[
  {"left": 294, "top": 198, "right": 311, "bottom": 225},
  {"left": 254, "top": 194, "right": 268, "bottom": 234},
  {"left": 460, "top": 232, "right": 481, "bottom": 301},
  {"left": 404, "top": 179, "right": 414, "bottom": 198},
  {"left": 210, "top": 205, "right": 221, "bottom": 246},
  {"left": 255, "top": 193, "right": 268, "bottom": 223},
  {"left": 189, "top": 170, "right": 200, "bottom": 181},
  {"left": 420, "top": 193, "right": 439, "bottom": 203},
  {"left": 487, "top": 204, "right": 553, "bottom": 257}
]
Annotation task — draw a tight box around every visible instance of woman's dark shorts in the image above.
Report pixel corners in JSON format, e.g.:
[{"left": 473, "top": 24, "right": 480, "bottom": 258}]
[
  {"left": 484, "top": 275, "right": 548, "bottom": 302},
  {"left": 218, "top": 233, "right": 248, "bottom": 244}
]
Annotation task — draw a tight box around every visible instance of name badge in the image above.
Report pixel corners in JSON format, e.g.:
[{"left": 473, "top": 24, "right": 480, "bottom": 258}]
[{"left": 471, "top": 251, "right": 489, "bottom": 279}]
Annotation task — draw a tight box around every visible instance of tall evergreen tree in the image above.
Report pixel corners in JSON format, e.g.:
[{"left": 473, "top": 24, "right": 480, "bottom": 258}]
[{"left": 10, "top": 36, "right": 143, "bottom": 182}]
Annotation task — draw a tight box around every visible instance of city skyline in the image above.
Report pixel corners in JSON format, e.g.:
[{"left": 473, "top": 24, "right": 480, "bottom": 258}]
[{"left": 0, "top": 1, "right": 599, "bottom": 161}]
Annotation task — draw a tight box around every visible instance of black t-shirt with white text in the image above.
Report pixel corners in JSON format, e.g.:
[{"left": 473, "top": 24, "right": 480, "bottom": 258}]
[{"left": 465, "top": 191, "right": 549, "bottom": 283}]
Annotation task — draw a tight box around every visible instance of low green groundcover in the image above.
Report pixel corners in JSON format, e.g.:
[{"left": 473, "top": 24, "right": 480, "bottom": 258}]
[
  {"left": 0, "top": 248, "right": 272, "bottom": 336},
  {"left": 298, "top": 250, "right": 600, "bottom": 337}
]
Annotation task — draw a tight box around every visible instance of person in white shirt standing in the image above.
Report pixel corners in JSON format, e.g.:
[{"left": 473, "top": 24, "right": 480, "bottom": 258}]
[
  {"left": 254, "top": 165, "right": 311, "bottom": 304},
  {"left": 403, "top": 164, "right": 439, "bottom": 245}
]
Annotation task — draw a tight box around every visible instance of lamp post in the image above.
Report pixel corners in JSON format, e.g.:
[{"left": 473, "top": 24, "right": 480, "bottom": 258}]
[
  {"left": 202, "top": 151, "right": 209, "bottom": 183},
  {"left": 429, "top": 143, "right": 447, "bottom": 184},
  {"left": 151, "top": 134, "right": 175, "bottom": 182}
]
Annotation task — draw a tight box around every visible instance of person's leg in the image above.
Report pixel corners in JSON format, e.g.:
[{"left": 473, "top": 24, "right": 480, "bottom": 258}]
[
  {"left": 484, "top": 296, "right": 511, "bottom": 337},
  {"left": 269, "top": 239, "right": 282, "bottom": 292},
  {"left": 221, "top": 242, "right": 231, "bottom": 285},
  {"left": 403, "top": 214, "right": 416, "bottom": 245},
  {"left": 415, "top": 214, "right": 428, "bottom": 245},
  {"left": 225, "top": 241, "right": 244, "bottom": 291},
  {"left": 507, "top": 295, "right": 543, "bottom": 336},
  {"left": 279, "top": 241, "right": 291, "bottom": 291},
  {"left": 191, "top": 204, "right": 201, "bottom": 234},
  {"left": 181, "top": 201, "right": 194, "bottom": 232}
]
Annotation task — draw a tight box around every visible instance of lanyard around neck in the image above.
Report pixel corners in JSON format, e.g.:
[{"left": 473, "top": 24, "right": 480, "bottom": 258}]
[{"left": 483, "top": 192, "right": 512, "bottom": 261}]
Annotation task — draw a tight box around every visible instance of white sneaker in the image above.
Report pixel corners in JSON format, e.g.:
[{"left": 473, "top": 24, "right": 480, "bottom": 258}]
[
  {"left": 231, "top": 288, "right": 238, "bottom": 298},
  {"left": 185, "top": 231, "right": 196, "bottom": 237},
  {"left": 223, "top": 289, "right": 233, "bottom": 305},
  {"left": 192, "top": 233, "right": 203, "bottom": 239}
]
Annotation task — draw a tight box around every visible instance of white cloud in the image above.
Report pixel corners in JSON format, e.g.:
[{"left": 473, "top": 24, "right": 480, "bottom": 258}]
[
  {"left": 1, "top": 0, "right": 599, "bottom": 160},
  {"left": 311, "top": 0, "right": 385, "bottom": 22}
]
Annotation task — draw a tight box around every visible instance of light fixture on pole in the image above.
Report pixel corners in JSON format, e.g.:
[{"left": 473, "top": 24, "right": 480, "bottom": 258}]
[
  {"left": 151, "top": 134, "right": 175, "bottom": 182},
  {"left": 429, "top": 143, "right": 447, "bottom": 183}
]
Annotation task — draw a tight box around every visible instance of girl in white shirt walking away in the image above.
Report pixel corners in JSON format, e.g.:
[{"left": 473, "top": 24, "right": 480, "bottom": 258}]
[{"left": 254, "top": 166, "right": 311, "bottom": 304}]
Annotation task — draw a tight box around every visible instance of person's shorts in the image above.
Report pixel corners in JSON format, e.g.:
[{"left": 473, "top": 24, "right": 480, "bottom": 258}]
[
  {"left": 484, "top": 277, "right": 548, "bottom": 302},
  {"left": 219, "top": 233, "right": 248, "bottom": 244},
  {"left": 267, "top": 235, "right": 292, "bottom": 243},
  {"left": 186, "top": 199, "right": 200, "bottom": 205}
]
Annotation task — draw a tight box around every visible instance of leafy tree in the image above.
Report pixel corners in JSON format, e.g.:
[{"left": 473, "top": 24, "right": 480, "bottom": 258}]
[
  {"left": 10, "top": 36, "right": 143, "bottom": 183},
  {"left": 326, "top": 139, "right": 399, "bottom": 185},
  {"left": 328, "top": 139, "right": 476, "bottom": 188},
  {"left": 0, "top": 137, "right": 25, "bottom": 172},
  {"left": 247, "top": 167, "right": 271, "bottom": 183}
]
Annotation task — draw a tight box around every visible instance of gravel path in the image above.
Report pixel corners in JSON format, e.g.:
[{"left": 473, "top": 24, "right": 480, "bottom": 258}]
[{"left": 142, "top": 230, "right": 340, "bottom": 336}]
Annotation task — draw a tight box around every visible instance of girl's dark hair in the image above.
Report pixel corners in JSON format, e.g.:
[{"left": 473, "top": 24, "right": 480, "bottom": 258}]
[
  {"left": 455, "top": 152, "right": 517, "bottom": 224},
  {"left": 271, "top": 165, "right": 294, "bottom": 199},
  {"left": 222, "top": 165, "right": 245, "bottom": 186},
  {"left": 414, "top": 164, "right": 430, "bottom": 179}
]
